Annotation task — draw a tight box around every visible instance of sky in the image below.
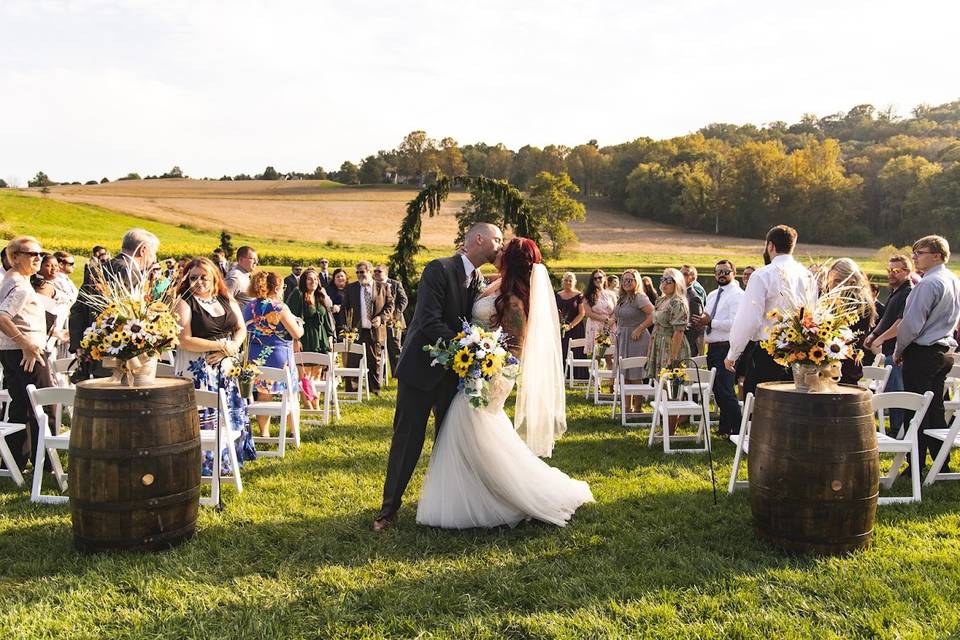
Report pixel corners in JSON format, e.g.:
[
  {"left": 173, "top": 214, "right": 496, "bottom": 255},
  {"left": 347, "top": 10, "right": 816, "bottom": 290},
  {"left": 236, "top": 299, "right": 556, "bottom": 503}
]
[{"left": 1, "top": 0, "right": 958, "bottom": 185}]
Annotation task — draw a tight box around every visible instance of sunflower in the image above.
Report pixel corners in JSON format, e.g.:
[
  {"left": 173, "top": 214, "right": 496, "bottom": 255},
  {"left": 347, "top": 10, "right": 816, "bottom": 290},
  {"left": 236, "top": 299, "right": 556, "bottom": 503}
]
[
  {"left": 480, "top": 354, "right": 499, "bottom": 377},
  {"left": 454, "top": 348, "right": 474, "bottom": 368},
  {"left": 808, "top": 345, "right": 826, "bottom": 364}
]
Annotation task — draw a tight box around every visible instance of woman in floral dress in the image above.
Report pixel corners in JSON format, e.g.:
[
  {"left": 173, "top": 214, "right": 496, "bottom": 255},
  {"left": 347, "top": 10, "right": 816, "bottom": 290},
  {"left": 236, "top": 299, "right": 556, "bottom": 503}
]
[
  {"left": 645, "top": 268, "right": 691, "bottom": 380},
  {"left": 243, "top": 271, "right": 304, "bottom": 438},
  {"left": 581, "top": 269, "right": 618, "bottom": 357},
  {"left": 173, "top": 257, "right": 255, "bottom": 476}
]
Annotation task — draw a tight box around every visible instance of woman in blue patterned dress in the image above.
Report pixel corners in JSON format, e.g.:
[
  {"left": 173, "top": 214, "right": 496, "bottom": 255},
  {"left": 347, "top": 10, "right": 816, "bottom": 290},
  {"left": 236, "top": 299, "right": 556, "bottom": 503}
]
[
  {"left": 173, "top": 257, "right": 256, "bottom": 476},
  {"left": 243, "top": 271, "right": 304, "bottom": 438}
]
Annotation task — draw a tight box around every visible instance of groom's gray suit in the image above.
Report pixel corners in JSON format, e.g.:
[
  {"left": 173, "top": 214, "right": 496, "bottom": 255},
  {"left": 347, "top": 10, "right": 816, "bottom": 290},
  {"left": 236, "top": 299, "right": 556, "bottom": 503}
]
[{"left": 378, "top": 254, "right": 479, "bottom": 519}]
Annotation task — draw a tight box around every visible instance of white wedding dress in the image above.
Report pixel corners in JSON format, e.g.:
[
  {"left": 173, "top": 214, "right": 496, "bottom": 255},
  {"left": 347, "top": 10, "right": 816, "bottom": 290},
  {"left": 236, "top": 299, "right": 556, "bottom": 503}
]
[{"left": 416, "top": 295, "right": 594, "bottom": 529}]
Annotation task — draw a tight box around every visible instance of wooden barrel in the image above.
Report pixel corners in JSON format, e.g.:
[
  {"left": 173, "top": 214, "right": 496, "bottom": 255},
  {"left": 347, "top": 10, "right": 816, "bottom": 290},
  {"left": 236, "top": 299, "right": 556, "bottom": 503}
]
[
  {"left": 749, "top": 382, "right": 879, "bottom": 555},
  {"left": 69, "top": 378, "right": 200, "bottom": 553}
]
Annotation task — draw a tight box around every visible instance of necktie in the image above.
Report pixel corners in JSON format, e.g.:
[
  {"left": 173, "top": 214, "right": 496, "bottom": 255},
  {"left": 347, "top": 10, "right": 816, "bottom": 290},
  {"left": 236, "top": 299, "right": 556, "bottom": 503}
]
[
  {"left": 469, "top": 269, "right": 482, "bottom": 293},
  {"left": 363, "top": 285, "right": 372, "bottom": 322},
  {"left": 706, "top": 287, "right": 722, "bottom": 335}
]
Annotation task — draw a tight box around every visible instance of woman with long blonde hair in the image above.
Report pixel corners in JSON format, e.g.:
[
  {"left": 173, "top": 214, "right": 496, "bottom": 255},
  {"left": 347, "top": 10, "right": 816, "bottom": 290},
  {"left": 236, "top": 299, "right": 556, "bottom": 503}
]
[
  {"left": 826, "top": 258, "right": 877, "bottom": 385},
  {"left": 644, "top": 268, "right": 691, "bottom": 380}
]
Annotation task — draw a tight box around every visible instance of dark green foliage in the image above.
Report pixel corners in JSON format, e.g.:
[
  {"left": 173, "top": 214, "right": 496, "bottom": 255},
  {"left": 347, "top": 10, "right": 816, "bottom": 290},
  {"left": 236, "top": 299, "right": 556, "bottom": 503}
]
[
  {"left": 219, "top": 230, "right": 234, "bottom": 259},
  {"left": 258, "top": 166, "right": 279, "bottom": 180},
  {"left": 28, "top": 171, "right": 54, "bottom": 187}
]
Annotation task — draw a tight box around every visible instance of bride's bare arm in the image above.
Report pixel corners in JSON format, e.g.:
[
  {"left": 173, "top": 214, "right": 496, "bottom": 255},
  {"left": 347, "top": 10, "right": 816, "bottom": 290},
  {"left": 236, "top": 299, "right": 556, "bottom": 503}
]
[{"left": 500, "top": 295, "right": 527, "bottom": 357}]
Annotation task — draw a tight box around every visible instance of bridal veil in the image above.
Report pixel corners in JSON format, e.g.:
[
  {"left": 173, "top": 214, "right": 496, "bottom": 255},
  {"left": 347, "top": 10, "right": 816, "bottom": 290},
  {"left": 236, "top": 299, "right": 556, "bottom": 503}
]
[{"left": 514, "top": 263, "right": 567, "bottom": 457}]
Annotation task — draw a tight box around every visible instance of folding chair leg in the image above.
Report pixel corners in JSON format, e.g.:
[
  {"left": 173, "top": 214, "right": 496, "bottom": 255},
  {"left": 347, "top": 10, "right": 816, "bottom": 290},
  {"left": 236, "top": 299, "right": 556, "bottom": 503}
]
[
  {"left": 728, "top": 443, "right": 744, "bottom": 494},
  {"left": 882, "top": 452, "right": 907, "bottom": 488},
  {"left": 0, "top": 441, "right": 24, "bottom": 487},
  {"left": 662, "top": 413, "right": 672, "bottom": 453},
  {"left": 910, "top": 443, "right": 921, "bottom": 502},
  {"left": 49, "top": 449, "right": 67, "bottom": 492},
  {"left": 925, "top": 441, "right": 954, "bottom": 486}
]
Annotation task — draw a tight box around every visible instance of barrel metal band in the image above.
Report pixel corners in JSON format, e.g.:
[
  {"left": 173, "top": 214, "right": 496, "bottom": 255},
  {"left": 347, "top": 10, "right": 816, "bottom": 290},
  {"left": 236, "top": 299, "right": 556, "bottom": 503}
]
[
  {"left": 75, "top": 521, "right": 197, "bottom": 548},
  {"left": 72, "top": 485, "right": 201, "bottom": 511},
  {"left": 70, "top": 439, "right": 199, "bottom": 459},
  {"left": 74, "top": 405, "right": 192, "bottom": 419}
]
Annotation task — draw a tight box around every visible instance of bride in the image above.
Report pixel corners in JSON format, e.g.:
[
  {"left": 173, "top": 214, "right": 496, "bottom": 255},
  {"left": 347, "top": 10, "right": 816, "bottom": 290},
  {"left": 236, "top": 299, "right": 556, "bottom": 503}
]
[{"left": 416, "top": 238, "right": 594, "bottom": 529}]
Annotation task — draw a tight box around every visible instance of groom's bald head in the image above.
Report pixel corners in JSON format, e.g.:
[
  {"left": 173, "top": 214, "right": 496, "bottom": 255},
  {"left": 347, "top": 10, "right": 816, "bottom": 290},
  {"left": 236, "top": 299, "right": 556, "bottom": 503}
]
[{"left": 463, "top": 223, "right": 504, "bottom": 267}]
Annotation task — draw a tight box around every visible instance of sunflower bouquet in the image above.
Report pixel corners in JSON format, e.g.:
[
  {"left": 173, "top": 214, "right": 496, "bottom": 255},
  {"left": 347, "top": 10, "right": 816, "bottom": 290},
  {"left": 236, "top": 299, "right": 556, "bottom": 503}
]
[
  {"left": 228, "top": 344, "right": 273, "bottom": 398},
  {"left": 424, "top": 320, "right": 520, "bottom": 408},
  {"left": 340, "top": 309, "right": 359, "bottom": 345},
  {"left": 658, "top": 366, "right": 689, "bottom": 398},
  {"left": 594, "top": 327, "right": 613, "bottom": 359}
]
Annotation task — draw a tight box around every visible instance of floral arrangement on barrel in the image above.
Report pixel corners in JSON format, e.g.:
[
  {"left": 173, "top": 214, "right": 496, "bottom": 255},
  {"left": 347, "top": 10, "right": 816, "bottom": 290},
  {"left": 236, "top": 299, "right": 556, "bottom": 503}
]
[
  {"left": 759, "top": 275, "right": 865, "bottom": 392},
  {"left": 78, "top": 269, "right": 182, "bottom": 385},
  {"left": 424, "top": 320, "right": 520, "bottom": 408}
]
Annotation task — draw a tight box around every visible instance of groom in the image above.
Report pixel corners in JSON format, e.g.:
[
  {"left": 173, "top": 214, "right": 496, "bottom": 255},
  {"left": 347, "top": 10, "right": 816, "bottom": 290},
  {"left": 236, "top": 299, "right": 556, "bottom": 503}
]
[{"left": 373, "top": 222, "right": 504, "bottom": 531}]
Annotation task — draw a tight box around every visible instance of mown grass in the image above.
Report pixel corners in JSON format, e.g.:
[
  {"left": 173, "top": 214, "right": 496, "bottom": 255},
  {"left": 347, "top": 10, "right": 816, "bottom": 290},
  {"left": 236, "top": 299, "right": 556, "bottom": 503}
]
[{"left": 2, "top": 385, "right": 960, "bottom": 638}]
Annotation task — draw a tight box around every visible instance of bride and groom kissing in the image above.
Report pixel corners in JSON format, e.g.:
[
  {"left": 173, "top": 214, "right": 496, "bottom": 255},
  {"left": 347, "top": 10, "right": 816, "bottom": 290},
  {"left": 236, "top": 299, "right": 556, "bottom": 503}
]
[{"left": 373, "top": 222, "right": 593, "bottom": 532}]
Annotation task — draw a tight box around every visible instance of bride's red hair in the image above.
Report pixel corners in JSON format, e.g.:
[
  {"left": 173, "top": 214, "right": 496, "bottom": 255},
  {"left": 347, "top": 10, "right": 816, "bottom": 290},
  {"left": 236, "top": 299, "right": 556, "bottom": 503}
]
[{"left": 495, "top": 237, "right": 541, "bottom": 324}]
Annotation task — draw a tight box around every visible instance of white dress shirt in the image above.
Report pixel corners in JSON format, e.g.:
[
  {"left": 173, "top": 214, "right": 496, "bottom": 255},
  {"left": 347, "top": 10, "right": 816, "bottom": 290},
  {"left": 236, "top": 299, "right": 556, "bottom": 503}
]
[
  {"left": 727, "top": 254, "right": 816, "bottom": 362},
  {"left": 704, "top": 281, "right": 744, "bottom": 344},
  {"left": 460, "top": 254, "right": 476, "bottom": 288}
]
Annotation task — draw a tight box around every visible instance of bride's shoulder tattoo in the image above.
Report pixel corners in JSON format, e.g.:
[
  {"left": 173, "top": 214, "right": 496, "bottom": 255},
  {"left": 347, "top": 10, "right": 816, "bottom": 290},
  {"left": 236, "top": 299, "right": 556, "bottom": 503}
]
[{"left": 502, "top": 297, "right": 527, "bottom": 354}]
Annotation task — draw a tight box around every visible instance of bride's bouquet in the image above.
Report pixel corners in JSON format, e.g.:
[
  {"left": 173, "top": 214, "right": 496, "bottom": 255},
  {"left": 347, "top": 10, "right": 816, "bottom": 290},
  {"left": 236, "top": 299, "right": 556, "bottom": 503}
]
[{"left": 424, "top": 320, "right": 520, "bottom": 408}]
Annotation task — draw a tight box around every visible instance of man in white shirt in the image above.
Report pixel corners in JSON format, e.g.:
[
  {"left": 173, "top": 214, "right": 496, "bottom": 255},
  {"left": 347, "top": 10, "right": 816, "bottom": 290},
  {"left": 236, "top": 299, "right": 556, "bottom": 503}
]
[
  {"left": 696, "top": 260, "right": 744, "bottom": 435},
  {"left": 344, "top": 260, "right": 394, "bottom": 395},
  {"left": 52, "top": 251, "right": 79, "bottom": 307},
  {"left": 724, "top": 225, "right": 817, "bottom": 395},
  {"left": 225, "top": 246, "right": 257, "bottom": 307}
]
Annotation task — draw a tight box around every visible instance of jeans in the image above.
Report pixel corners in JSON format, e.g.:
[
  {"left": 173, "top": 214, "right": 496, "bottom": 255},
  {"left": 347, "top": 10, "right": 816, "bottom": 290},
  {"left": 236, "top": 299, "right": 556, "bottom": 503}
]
[{"left": 883, "top": 354, "right": 905, "bottom": 437}]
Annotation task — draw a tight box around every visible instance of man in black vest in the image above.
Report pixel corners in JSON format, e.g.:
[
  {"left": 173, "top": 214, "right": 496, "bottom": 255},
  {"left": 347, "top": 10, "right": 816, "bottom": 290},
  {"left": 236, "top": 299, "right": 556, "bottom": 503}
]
[{"left": 373, "top": 222, "right": 503, "bottom": 531}]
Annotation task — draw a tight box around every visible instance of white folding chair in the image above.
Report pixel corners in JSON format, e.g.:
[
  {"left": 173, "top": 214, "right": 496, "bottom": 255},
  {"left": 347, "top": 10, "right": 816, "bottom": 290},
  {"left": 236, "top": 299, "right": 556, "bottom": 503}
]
[
  {"left": 0, "top": 420, "right": 26, "bottom": 488},
  {"left": 48, "top": 357, "right": 77, "bottom": 389},
  {"left": 196, "top": 388, "right": 243, "bottom": 507},
  {"left": 872, "top": 391, "right": 933, "bottom": 504},
  {"left": 871, "top": 352, "right": 885, "bottom": 368},
  {"left": 246, "top": 364, "right": 300, "bottom": 458},
  {"left": 586, "top": 349, "right": 615, "bottom": 405},
  {"left": 924, "top": 407, "right": 960, "bottom": 487},
  {"left": 942, "top": 363, "right": 960, "bottom": 424},
  {"left": 333, "top": 342, "right": 370, "bottom": 403},
  {"left": 565, "top": 337, "right": 591, "bottom": 389},
  {"left": 294, "top": 351, "right": 340, "bottom": 424},
  {"left": 25, "top": 385, "right": 74, "bottom": 504},
  {"left": 648, "top": 368, "right": 716, "bottom": 454},
  {"left": 859, "top": 365, "right": 892, "bottom": 394},
  {"left": 690, "top": 355, "right": 708, "bottom": 369},
  {"left": 727, "top": 392, "right": 755, "bottom": 494},
  {"left": 611, "top": 356, "right": 654, "bottom": 426}
]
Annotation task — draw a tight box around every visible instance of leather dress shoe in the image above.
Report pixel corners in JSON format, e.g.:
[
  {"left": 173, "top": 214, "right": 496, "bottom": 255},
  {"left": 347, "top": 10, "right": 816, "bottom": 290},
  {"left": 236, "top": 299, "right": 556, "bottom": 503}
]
[{"left": 372, "top": 513, "right": 397, "bottom": 532}]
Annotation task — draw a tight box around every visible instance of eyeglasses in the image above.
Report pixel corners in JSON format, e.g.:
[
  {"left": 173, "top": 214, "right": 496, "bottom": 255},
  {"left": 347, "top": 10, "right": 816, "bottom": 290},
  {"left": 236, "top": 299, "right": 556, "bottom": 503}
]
[
  {"left": 913, "top": 250, "right": 936, "bottom": 258},
  {"left": 715, "top": 270, "right": 732, "bottom": 276},
  {"left": 887, "top": 267, "right": 905, "bottom": 275},
  {"left": 662, "top": 277, "right": 675, "bottom": 284},
  {"left": 16, "top": 251, "right": 43, "bottom": 258},
  {"left": 59, "top": 260, "right": 75, "bottom": 266}
]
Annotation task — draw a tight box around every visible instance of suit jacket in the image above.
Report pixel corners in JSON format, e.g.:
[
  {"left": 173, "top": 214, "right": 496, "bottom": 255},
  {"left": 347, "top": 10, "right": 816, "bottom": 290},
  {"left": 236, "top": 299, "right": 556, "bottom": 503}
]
[
  {"left": 344, "top": 280, "right": 395, "bottom": 343},
  {"left": 384, "top": 277, "right": 409, "bottom": 329},
  {"left": 69, "top": 254, "right": 142, "bottom": 353},
  {"left": 394, "top": 254, "right": 477, "bottom": 391},
  {"left": 282, "top": 273, "right": 299, "bottom": 306},
  {"left": 318, "top": 271, "right": 331, "bottom": 289}
]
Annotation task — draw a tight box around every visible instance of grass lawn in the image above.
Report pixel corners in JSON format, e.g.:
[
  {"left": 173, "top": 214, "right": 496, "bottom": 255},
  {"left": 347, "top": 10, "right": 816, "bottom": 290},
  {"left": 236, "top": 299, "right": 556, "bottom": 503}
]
[{"left": 2, "top": 384, "right": 960, "bottom": 638}]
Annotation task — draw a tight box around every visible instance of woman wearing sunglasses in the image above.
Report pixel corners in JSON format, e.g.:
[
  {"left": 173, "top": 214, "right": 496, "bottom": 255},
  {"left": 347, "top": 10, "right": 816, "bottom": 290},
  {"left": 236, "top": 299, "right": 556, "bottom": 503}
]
[
  {"left": 645, "top": 267, "right": 691, "bottom": 381},
  {"left": 0, "top": 236, "right": 53, "bottom": 472},
  {"left": 581, "top": 269, "right": 617, "bottom": 358}
]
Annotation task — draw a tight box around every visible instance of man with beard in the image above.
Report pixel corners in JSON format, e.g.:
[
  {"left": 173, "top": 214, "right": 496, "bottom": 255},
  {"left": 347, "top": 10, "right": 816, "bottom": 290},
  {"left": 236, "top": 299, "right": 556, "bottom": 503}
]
[{"left": 696, "top": 260, "right": 744, "bottom": 435}]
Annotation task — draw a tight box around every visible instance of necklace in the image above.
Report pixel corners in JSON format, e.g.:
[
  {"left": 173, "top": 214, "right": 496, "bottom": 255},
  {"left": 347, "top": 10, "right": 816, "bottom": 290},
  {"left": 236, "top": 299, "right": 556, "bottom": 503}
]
[{"left": 196, "top": 296, "right": 218, "bottom": 306}]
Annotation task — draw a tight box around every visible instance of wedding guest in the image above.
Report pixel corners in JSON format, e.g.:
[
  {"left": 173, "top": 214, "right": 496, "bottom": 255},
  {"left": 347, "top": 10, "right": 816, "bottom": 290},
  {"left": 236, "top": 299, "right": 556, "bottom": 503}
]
[
  {"left": 243, "top": 271, "right": 304, "bottom": 438},
  {"left": 864, "top": 254, "right": 914, "bottom": 436},
  {"left": 226, "top": 245, "right": 258, "bottom": 307},
  {"left": 556, "top": 272, "right": 586, "bottom": 378},
  {"left": 286, "top": 267, "right": 334, "bottom": 409},
  {"left": 681, "top": 265, "right": 705, "bottom": 356},
  {"left": 741, "top": 265, "right": 756, "bottom": 287},
  {"left": 0, "top": 237, "right": 53, "bottom": 472},
  {"left": 343, "top": 261, "right": 394, "bottom": 395},
  {"left": 641, "top": 276, "right": 658, "bottom": 304},
  {"left": 606, "top": 274, "right": 620, "bottom": 297},
  {"left": 34, "top": 254, "right": 60, "bottom": 300},
  {"left": 283, "top": 264, "right": 303, "bottom": 305},
  {"left": 614, "top": 269, "right": 654, "bottom": 412},
  {"left": 83, "top": 245, "right": 108, "bottom": 283},
  {"left": 871, "top": 283, "right": 886, "bottom": 321},
  {"left": 581, "top": 269, "right": 617, "bottom": 357},
  {"left": 173, "top": 257, "right": 255, "bottom": 476},
  {"left": 373, "top": 264, "right": 408, "bottom": 377},
  {"left": 317, "top": 257, "right": 331, "bottom": 289},
  {"left": 645, "top": 268, "right": 691, "bottom": 380},
  {"left": 212, "top": 247, "right": 229, "bottom": 275},
  {"left": 34, "top": 254, "right": 68, "bottom": 357},
  {"left": 327, "top": 267, "right": 349, "bottom": 333},
  {"left": 699, "top": 260, "right": 744, "bottom": 435},
  {"left": 52, "top": 252, "right": 79, "bottom": 306},
  {"left": 725, "top": 225, "right": 817, "bottom": 394},
  {"left": 894, "top": 235, "right": 960, "bottom": 473},
  {"left": 825, "top": 258, "right": 877, "bottom": 385}
]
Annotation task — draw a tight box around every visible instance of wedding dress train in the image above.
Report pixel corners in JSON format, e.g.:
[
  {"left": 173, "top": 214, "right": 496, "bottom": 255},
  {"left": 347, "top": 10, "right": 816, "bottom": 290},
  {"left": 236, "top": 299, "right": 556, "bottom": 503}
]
[{"left": 416, "top": 295, "right": 594, "bottom": 529}]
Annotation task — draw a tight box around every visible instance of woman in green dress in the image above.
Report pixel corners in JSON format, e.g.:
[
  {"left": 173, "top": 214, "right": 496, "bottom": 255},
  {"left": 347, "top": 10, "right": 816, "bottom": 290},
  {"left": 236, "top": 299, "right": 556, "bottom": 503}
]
[
  {"left": 287, "top": 267, "right": 335, "bottom": 410},
  {"left": 645, "top": 267, "right": 691, "bottom": 381}
]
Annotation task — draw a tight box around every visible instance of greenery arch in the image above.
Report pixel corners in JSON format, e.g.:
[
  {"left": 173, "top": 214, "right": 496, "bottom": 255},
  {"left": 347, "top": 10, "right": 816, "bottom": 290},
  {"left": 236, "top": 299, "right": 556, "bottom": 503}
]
[{"left": 387, "top": 176, "right": 539, "bottom": 294}]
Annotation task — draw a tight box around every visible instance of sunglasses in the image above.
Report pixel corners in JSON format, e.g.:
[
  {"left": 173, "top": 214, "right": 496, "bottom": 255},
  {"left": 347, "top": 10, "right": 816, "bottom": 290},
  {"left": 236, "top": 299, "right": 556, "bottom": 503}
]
[
  {"left": 592, "top": 276, "right": 604, "bottom": 281},
  {"left": 887, "top": 267, "right": 905, "bottom": 274},
  {"left": 188, "top": 274, "right": 210, "bottom": 282},
  {"left": 662, "top": 277, "right": 675, "bottom": 284},
  {"left": 715, "top": 270, "right": 732, "bottom": 276},
  {"left": 16, "top": 250, "right": 43, "bottom": 258}
]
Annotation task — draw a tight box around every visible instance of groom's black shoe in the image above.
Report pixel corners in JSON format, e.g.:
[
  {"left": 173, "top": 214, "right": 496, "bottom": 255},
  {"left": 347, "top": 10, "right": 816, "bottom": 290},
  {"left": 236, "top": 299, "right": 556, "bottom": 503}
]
[{"left": 372, "top": 512, "right": 397, "bottom": 533}]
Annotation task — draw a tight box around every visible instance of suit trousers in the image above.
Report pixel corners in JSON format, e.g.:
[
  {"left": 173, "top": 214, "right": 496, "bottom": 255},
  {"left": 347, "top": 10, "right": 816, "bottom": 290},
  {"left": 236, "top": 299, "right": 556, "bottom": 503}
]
[
  {"left": 743, "top": 345, "right": 791, "bottom": 396},
  {"left": 346, "top": 328, "right": 383, "bottom": 394},
  {"left": 0, "top": 349, "right": 53, "bottom": 471},
  {"left": 901, "top": 343, "right": 952, "bottom": 468},
  {"left": 386, "top": 326, "right": 403, "bottom": 376},
  {"left": 378, "top": 376, "right": 459, "bottom": 518},
  {"left": 707, "top": 341, "right": 741, "bottom": 434}
]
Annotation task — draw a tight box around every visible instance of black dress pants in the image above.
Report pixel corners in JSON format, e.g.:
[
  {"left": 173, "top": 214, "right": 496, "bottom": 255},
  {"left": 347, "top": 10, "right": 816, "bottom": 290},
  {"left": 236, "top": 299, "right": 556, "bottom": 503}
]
[
  {"left": 743, "top": 346, "right": 790, "bottom": 396},
  {"left": 707, "top": 342, "right": 742, "bottom": 434},
  {"left": 901, "top": 343, "right": 953, "bottom": 468},
  {"left": 378, "top": 376, "right": 459, "bottom": 518},
  {"left": 386, "top": 326, "right": 403, "bottom": 377},
  {"left": 0, "top": 349, "right": 53, "bottom": 471}
]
